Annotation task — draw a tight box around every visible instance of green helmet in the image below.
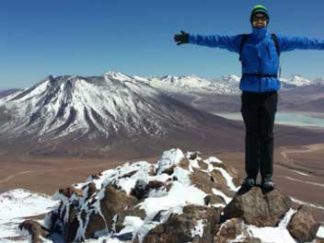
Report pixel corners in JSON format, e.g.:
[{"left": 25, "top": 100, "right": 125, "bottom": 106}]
[{"left": 250, "top": 4, "right": 270, "bottom": 23}]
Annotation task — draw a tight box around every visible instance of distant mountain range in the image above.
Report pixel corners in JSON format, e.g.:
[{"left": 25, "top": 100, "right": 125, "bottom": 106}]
[
  {"left": 0, "top": 71, "right": 323, "bottom": 157},
  {"left": 1, "top": 73, "right": 322, "bottom": 98},
  {"left": 0, "top": 72, "right": 245, "bottom": 157}
]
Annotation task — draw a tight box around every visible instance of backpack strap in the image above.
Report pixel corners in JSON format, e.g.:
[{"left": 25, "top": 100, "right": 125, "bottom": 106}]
[
  {"left": 271, "top": 33, "right": 280, "bottom": 56},
  {"left": 239, "top": 34, "right": 249, "bottom": 61},
  {"left": 239, "top": 33, "right": 281, "bottom": 60}
]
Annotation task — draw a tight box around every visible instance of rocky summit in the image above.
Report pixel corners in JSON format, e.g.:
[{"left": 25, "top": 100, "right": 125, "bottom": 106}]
[{"left": 19, "top": 148, "right": 322, "bottom": 243}]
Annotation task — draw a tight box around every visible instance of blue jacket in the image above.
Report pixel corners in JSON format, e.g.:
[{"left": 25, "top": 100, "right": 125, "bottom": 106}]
[{"left": 188, "top": 27, "right": 324, "bottom": 93}]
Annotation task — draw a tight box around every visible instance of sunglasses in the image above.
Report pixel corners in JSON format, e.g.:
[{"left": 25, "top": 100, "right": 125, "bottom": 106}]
[{"left": 252, "top": 15, "right": 268, "bottom": 22}]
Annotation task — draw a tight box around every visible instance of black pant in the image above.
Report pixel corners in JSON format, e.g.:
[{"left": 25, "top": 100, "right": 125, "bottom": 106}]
[{"left": 241, "top": 91, "right": 278, "bottom": 181}]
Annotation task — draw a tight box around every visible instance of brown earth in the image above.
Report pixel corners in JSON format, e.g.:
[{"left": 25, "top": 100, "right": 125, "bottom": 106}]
[
  {"left": 0, "top": 127, "right": 323, "bottom": 226},
  {"left": 0, "top": 154, "right": 160, "bottom": 194}
]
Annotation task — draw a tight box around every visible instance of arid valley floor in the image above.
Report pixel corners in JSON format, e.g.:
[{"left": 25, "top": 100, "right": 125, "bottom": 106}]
[{"left": 1, "top": 142, "right": 324, "bottom": 224}]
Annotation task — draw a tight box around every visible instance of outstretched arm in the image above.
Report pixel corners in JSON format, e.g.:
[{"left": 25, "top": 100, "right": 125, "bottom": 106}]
[
  {"left": 277, "top": 35, "right": 324, "bottom": 52},
  {"left": 189, "top": 34, "right": 241, "bottom": 53},
  {"left": 174, "top": 31, "right": 241, "bottom": 53}
]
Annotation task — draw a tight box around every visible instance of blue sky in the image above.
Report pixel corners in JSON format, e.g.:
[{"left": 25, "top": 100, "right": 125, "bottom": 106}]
[{"left": 1, "top": 0, "right": 324, "bottom": 88}]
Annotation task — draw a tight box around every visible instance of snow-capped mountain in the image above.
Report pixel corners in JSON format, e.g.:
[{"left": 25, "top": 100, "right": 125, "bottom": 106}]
[
  {"left": 280, "top": 75, "right": 313, "bottom": 88},
  {"left": 0, "top": 70, "right": 322, "bottom": 157},
  {"left": 0, "top": 71, "right": 246, "bottom": 157},
  {"left": 149, "top": 74, "right": 240, "bottom": 95},
  {"left": 153, "top": 75, "right": 211, "bottom": 88},
  {"left": 0, "top": 72, "right": 208, "bottom": 139},
  {"left": 0, "top": 89, "right": 22, "bottom": 98},
  {"left": 148, "top": 73, "right": 318, "bottom": 95}
]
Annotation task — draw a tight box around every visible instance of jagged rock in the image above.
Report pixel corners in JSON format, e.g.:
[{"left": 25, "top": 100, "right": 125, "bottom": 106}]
[
  {"left": 43, "top": 201, "right": 63, "bottom": 234},
  {"left": 287, "top": 205, "right": 320, "bottom": 242},
  {"left": 190, "top": 168, "right": 217, "bottom": 194},
  {"left": 58, "top": 186, "right": 83, "bottom": 198},
  {"left": 160, "top": 165, "right": 176, "bottom": 175},
  {"left": 85, "top": 182, "right": 97, "bottom": 199},
  {"left": 19, "top": 220, "right": 49, "bottom": 243},
  {"left": 115, "top": 205, "right": 146, "bottom": 232},
  {"left": 90, "top": 174, "right": 100, "bottom": 180},
  {"left": 63, "top": 204, "right": 80, "bottom": 242},
  {"left": 142, "top": 205, "right": 221, "bottom": 243},
  {"left": 222, "top": 187, "right": 291, "bottom": 227},
  {"left": 214, "top": 218, "right": 261, "bottom": 243},
  {"left": 178, "top": 158, "right": 190, "bottom": 170},
  {"left": 212, "top": 163, "right": 241, "bottom": 187},
  {"left": 29, "top": 149, "right": 308, "bottom": 242},
  {"left": 187, "top": 151, "right": 201, "bottom": 160},
  {"left": 190, "top": 168, "right": 233, "bottom": 203},
  {"left": 120, "top": 170, "right": 138, "bottom": 178},
  {"left": 131, "top": 179, "right": 165, "bottom": 199},
  {"left": 84, "top": 211, "right": 106, "bottom": 238},
  {"left": 131, "top": 179, "right": 149, "bottom": 200},
  {"left": 210, "top": 169, "right": 235, "bottom": 197},
  {"left": 148, "top": 180, "right": 165, "bottom": 189},
  {"left": 204, "top": 194, "right": 226, "bottom": 206},
  {"left": 100, "top": 186, "right": 138, "bottom": 230},
  {"left": 197, "top": 159, "right": 209, "bottom": 170}
]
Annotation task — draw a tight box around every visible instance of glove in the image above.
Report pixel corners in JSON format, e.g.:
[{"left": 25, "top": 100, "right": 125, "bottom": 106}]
[{"left": 174, "top": 31, "right": 189, "bottom": 45}]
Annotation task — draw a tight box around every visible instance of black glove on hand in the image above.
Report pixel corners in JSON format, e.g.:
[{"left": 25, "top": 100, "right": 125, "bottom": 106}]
[{"left": 174, "top": 31, "right": 189, "bottom": 45}]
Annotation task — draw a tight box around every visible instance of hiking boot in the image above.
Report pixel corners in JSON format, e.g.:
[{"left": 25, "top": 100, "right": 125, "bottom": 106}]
[
  {"left": 241, "top": 177, "right": 256, "bottom": 188},
  {"left": 262, "top": 178, "right": 275, "bottom": 190}
]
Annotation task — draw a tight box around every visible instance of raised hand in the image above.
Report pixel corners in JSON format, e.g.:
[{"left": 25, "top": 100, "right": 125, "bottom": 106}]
[{"left": 174, "top": 31, "right": 189, "bottom": 45}]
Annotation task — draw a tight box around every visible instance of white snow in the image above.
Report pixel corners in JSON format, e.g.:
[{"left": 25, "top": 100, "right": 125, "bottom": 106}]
[
  {"left": 243, "top": 209, "right": 297, "bottom": 242},
  {"left": 191, "top": 219, "right": 205, "bottom": 238},
  {"left": 285, "top": 176, "right": 324, "bottom": 188},
  {"left": 278, "top": 208, "right": 297, "bottom": 228},
  {"left": 0, "top": 189, "right": 58, "bottom": 242},
  {"left": 118, "top": 216, "right": 144, "bottom": 235},
  {"left": 317, "top": 226, "right": 324, "bottom": 238},
  {"left": 1, "top": 148, "right": 323, "bottom": 243},
  {"left": 0, "top": 189, "right": 58, "bottom": 220},
  {"left": 149, "top": 74, "right": 241, "bottom": 95},
  {"left": 213, "top": 167, "right": 239, "bottom": 191},
  {"left": 212, "top": 188, "right": 232, "bottom": 204},
  {"left": 155, "top": 148, "right": 185, "bottom": 174},
  {"left": 204, "top": 156, "right": 222, "bottom": 164},
  {"left": 139, "top": 181, "right": 206, "bottom": 220},
  {"left": 292, "top": 170, "right": 310, "bottom": 176},
  {"left": 246, "top": 225, "right": 296, "bottom": 243},
  {"left": 290, "top": 197, "right": 324, "bottom": 210},
  {"left": 280, "top": 74, "right": 312, "bottom": 87}
]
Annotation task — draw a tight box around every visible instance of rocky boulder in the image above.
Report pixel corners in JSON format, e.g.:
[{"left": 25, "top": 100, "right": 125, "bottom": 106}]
[
  {"left": 287, "top": 205, "right": 320, "bottom": 242},
  {"left": 19, "top": 220, "right": 49, "bottom": 243},
  {"left": 143, "top": 205, "right": 221, "bottom": 243},
  {"left": 214, "top": 218, "right": 261, "bottom": 243},
  {"left": 222, "top": 187, "right": 292, "bottom": 227},
  {"left": 19, "top": 148, "right": 321, "bottom": 243},
  {"left": 100, "top": 185, "right": 138, "bottom": 229}
]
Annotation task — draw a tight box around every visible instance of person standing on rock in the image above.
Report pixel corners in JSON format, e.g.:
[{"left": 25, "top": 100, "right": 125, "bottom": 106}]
[{"left": 174, "top": 5, "right": 324, "bottom": 190}]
